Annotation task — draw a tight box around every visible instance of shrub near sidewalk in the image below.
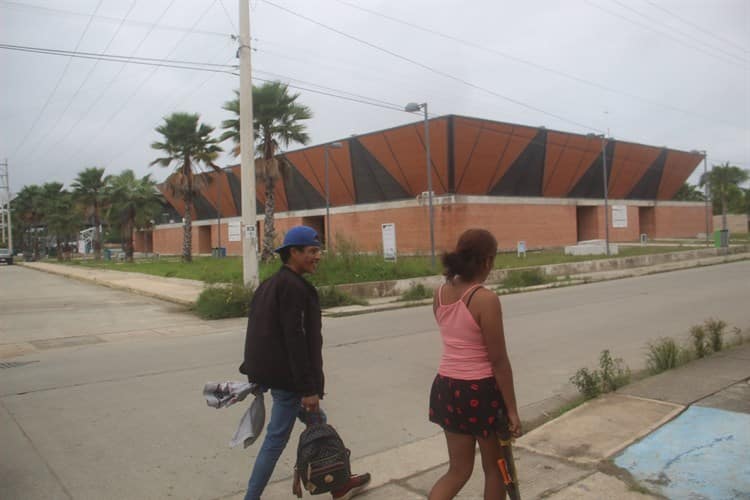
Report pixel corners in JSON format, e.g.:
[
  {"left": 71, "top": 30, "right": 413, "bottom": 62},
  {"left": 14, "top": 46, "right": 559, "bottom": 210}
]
[
  {"left": 194, "top": 284, "right": 253, "bottom": 320},
  {"left": 398, "top": 283, "right": 433, "bottom": 302},
  {"left": 500, "top": 268, "right": 548, "bottom": 289},
  {"left": 570, "top": 349, "right": 631, "bottom": 400}
]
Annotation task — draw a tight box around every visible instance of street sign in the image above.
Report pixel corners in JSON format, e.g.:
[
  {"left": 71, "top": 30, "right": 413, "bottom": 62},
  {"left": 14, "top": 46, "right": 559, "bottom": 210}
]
[
  {"left": 381, "top": 223, "right": 397, "bottom": 261},
  {"left": 228, "top": 221, "right": 241, "bottom": 242},
  {"left": 612, "top": 205, "right": 628, "bottom": 228}
]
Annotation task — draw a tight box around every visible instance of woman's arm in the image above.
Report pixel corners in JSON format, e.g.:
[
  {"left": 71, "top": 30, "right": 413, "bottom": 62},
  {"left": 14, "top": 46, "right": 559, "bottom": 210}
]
[{"left": 475, "top": 290, "right": 522, "bottom": 436}]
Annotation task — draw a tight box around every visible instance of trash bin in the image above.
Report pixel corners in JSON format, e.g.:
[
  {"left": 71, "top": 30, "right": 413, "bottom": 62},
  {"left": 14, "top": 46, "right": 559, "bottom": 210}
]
[
  {"left": 713, "top": 229, "right": 729, "bottom": 248},
  {"left": 104, "top": 248, "right": 112, "bottom": 261},
  {"left": 212, "top": 247, "right": 226, "bottom": 258}
]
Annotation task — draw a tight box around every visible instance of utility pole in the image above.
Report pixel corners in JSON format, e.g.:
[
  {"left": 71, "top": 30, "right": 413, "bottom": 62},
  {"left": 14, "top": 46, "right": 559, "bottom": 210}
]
[
  {"left": 239, "top": 0, "right": 258, "bottom": 287},
  {"left": 601, "top": 136, "right": 610, "bottom": 257},
  {"left": 702, "top": 152, "right": 710, "bottom": 246},
  {"left": 0, "top": 159, "right": 12, "bottom": 254}
]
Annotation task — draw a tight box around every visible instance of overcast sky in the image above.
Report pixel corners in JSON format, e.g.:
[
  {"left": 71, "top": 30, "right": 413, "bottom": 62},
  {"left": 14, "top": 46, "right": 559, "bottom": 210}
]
[{"left": 1, "top": 0, "right": 748, "bottom": 198}]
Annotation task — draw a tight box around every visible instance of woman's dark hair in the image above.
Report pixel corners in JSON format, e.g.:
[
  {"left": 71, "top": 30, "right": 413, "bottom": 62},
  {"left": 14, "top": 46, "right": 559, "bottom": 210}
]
[{"left": 441, "top": 229, "right": 498, "bottom": 281}]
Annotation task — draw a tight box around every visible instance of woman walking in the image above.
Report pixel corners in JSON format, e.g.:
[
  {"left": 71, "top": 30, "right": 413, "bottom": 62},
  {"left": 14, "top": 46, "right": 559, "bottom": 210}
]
[{"left": 428, "top": 229, "right": 522, "bottom": 500}]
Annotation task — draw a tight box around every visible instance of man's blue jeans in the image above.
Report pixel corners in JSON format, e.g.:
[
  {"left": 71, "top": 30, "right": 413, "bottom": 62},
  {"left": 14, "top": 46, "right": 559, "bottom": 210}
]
[{"left": 244, "top": 388, "right": 325, "bottom": 500}]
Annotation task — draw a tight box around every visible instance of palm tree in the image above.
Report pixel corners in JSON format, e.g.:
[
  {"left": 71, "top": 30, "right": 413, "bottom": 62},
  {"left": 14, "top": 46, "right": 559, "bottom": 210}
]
[
  {"left": 71, "top": 167, "right": 108, "bottom": 260},
  {"left": 11, "top": 184, "right": 44, "bottom": 259},
  {"left": 151, "top": 112, "right": 222, "bottom": 262},
  {"left": 673, "top": 182, "right": 705, "bottom": 202},
  {"left": 106, "top": 170, "right": 161, "bottom": 262},
  {"left": 700, "top": 163, "right": 749, "bottom": 230},
  {"left": 220, "top": 81, "right": 312, "bottom": 261},
  {"left": 39, "top": 182, "right": 79, "bottom": 261}
]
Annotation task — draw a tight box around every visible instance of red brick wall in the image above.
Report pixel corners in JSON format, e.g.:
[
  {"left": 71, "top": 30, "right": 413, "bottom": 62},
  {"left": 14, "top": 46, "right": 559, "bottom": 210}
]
[
  {"left": 577, "top": 207, "right": 599, "bottom": 241},
  {"left": 639, "top": 207, "right": 656, "bottom": 239},
  {"left": 654, "top": 205, "right": 711, "bottom": 238},
  {"left": 577, "top": 206, "right": 640, "bottom": 242}
]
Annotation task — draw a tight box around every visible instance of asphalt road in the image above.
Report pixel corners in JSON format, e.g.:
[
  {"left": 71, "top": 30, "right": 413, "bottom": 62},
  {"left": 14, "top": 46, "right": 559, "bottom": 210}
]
[{"left": 1, "top": 261, "right": 748, "bottom": 499}]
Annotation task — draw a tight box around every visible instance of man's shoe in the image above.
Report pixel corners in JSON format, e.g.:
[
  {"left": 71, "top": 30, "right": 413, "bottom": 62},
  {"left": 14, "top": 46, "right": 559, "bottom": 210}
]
[{"left": 331, "top": 473, "right": 371, "bottom": 500}]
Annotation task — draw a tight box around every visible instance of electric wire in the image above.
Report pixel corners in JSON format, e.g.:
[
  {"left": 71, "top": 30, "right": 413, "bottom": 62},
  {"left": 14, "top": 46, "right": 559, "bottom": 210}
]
[
  {"left": 8, "top": 0, "right": 105, "bottom": 160},
  {"left": 0, "top": 0, "right": 232, "bottom": 39},
  {"left": 641, "top": 0, "right": 749, "bottom": 55},
  {"left": 63, "top": 0, "right": 221, "bottom": 166},
  {"left": 586, "top": 0, "right": 747, "bottom": 67},
  {"left": 21, "top": 0, "right": 180, "bottom": 165},
  {"left": 607, "top": 0, "right": 748, "bottom": 64},
  {"left": 332, "top": 0, "right": 746, "bottom": 130},
  {"left": 262, "top": 0, "right": 602, "bottom": 133},
  {"left": 20, "top": 1, "right": 139, "bottom": 160}
]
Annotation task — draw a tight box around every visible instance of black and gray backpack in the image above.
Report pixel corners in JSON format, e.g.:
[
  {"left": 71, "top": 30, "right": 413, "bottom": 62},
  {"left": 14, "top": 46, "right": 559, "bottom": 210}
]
[{"left": 295, "top": 423, "right": 351, "bottom": 495}]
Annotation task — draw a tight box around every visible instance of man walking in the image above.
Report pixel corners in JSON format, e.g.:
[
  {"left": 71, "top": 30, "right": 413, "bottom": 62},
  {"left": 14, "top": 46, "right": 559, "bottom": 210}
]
[{"left": 240, "top": 225, "right": 371, "bottom": 499}]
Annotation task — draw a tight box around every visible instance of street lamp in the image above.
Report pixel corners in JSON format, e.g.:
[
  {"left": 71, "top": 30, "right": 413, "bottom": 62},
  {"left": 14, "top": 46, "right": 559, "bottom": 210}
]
[
  {"left": 324, "top": 142, "right": 343, "bottom": 251},
  {"left": 692, "top": 150, "right": 710, "bottom": 247},
  {"left": 588, "top": 133, "right": 610, "bottom": 256},
  {"left": 405, "top": 101, "right": 436, "bottom": 269}
]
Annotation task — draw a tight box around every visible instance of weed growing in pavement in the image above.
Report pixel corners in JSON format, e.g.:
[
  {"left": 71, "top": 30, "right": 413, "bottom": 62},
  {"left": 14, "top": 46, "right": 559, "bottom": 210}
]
[
  {"left": 645, "top": 337, "right": 682, "bottom": 374},
  {"left": 690, "top": 325, "right": 708, "bottom": 358},
  {"left": 501, "top": 268, "right": 548, "bottom": 288},
  {"left": 398, "top": 283, "right": 433, "bottom": 301},
  {"left": 598, "top": 350, "right": 632, "bottom": 392},
  {"left": 317, "top": 286, "right": 368, "bottom": 309},
  {"left": 570, "top": 349, "right": 631, "bottom": 400},
  {"left": 194, "top": 283, "right": 253, "bottom": 320},
  {"left": 704, "top": 318, "right": 727, "bottom": 352}
]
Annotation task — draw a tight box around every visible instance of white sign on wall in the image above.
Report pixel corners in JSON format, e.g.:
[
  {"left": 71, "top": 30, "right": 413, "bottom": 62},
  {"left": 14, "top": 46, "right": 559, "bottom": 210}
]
[
  {"left": 228, "top": 221, "right": 241, "bottom": 242},
  {"left": 612, "top": 205, "right": 628, "bottom": 229},
  {"left": 381, "top": 223, "right": 397, "bottom": 261}
]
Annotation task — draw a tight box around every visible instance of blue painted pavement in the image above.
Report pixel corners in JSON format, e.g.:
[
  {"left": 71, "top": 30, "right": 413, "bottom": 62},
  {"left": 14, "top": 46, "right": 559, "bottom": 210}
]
[{"left": 615, "top": 405, "right": 750, "bottom": 499}]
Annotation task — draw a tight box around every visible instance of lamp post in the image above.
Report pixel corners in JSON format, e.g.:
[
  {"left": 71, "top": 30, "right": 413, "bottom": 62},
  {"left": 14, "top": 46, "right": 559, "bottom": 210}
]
[
  {"left": 324, "top": 142, "right": 342, "bottom": 251},
  {"left": 405, "top": 102, "right": 435, "bottom": 269},
  {"left": 588, "top": 133, "right": 610, "bottom": 256}
]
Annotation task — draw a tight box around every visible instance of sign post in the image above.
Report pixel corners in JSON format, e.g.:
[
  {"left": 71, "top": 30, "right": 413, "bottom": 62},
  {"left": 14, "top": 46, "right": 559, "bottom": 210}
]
[{"left": 381, "top": 223, "right": 397, "bottom": 262}]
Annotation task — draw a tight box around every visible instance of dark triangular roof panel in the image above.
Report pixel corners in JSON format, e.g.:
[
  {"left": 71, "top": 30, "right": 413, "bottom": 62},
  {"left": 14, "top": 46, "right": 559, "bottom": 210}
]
[
  {"left": 627, "top": 149, "right": 667, "bottom": 199},
  {"left": 350, "top": 138, "right": 410, "bottom": 203},
  {"left": 193, "top": 193, "right": 216, "bottom": 220},
  {"left": 283, "top": 162, "right": 326, "bottom": 211},
  {"left": 568, "top": 140, "right": 616, "bottom": 198},
  {"left": 490, "top": 128, "right": 547, "bottom": 196}
]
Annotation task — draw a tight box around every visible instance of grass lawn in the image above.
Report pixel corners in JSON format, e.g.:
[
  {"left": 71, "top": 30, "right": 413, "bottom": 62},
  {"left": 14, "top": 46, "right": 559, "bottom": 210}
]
[{"left": 64, "top": 245, "right": 692, "bottom": 286}]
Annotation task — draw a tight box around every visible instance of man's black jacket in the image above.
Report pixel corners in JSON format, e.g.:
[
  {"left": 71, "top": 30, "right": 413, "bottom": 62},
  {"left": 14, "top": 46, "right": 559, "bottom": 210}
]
[{"left": 240, "top": 266, "right": 324, "bottom": 397}]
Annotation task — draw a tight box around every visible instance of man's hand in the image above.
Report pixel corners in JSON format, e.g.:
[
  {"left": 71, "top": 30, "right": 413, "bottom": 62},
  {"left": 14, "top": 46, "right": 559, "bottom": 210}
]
[
  {"left": 292, "top": 470, "right": 302, "bottom": 498},
  {"left": 301, "top": 394, "right": 319, "bottom": 413}
]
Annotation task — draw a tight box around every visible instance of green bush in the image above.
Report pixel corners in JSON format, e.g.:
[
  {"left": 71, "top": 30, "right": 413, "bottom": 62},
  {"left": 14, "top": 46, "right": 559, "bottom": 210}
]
[
  {"left": 598, "top": 349, "right": 631, "bottom": 392},
  {"left": 570, "top": 349, "right": 631, "bottom": 400},
  {"left": 690, "top": 325, "right": 707, "bottom": 358},
  {"left": 318, "top": 286, "right": 367, "bottom": 309},
  {"left": 570, "top": 368, "right": 602, "bottom": 400},
  {"left": 194, "top": 284, "right": 253, "bottom": 320},
  {"left": 645, "top": 337, "right": 681, "bottom": 374},
  {"left": 704, "top": 318, "right": 727, "bottom": 352},
  {"left": 501, "top": 269, "right": 548, "bottom": 289},
  {"left": 399, "top": 283, "right": 433, "bottom": 301}
]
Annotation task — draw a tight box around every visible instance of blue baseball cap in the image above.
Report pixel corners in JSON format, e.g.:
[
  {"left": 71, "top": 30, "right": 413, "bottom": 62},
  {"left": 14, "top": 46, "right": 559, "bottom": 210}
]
[{"left": 274, "top": 226, "right": 322, "bottom": 253}]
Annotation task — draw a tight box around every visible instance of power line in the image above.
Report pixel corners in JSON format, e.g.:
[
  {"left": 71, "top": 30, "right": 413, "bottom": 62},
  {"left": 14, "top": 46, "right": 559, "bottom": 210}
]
[
  {"left": 62, "top": 0, "right": 222, "bottom": 167},
  {"left": 262, "top": 0, "right": 601, "bottom": 134},
  {"left": 641, "top": 0, "right": 749, "bottom": 56},
  {"left": 29, "top": 0, "right": 181, "bottom": 165},
  {"left": 17, "top": 1, "right": 139, "bottom": 158},
  {"left": 607, "top": 0, "right": 748, "bottom": 64},
  {"left": 8, "top": 0, "right": 105, "bottom": 160},
  {"left": 0, "top": 44, "right": 237, "bottom": 71},
  {"left": 332, "top": 0, "right": 746, "bottom": 130},
  {"left": 586, "top": 0, "right": 747, "bottom": 67},
  {"left": 0, "top": 0, "right": 232, "bottom": 39}
]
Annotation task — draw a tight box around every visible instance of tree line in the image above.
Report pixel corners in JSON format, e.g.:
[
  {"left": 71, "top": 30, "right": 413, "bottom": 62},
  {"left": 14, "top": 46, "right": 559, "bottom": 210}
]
[
  {"left": 674, "top": 163, "right": 750, "bottom": 229},
  {"left": 9, "top": 81, "right": 312, "bottom": 264}
]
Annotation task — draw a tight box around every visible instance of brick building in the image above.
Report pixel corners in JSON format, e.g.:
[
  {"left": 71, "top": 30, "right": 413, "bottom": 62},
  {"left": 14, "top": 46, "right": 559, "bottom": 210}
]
[{"left": 136, "top": 115, "right": 709, "bottom": 256}]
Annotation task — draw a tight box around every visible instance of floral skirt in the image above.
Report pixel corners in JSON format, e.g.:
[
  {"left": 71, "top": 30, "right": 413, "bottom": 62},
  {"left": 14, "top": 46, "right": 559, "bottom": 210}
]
[{"left": 429, "top": 374, "right": 506, "bottom": 438}]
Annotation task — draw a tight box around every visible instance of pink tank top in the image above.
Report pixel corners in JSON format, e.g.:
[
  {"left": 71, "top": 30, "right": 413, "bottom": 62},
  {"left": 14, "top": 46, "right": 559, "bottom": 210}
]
[{"left": 435, "top": 284, "right": 494, "bottom": 380}]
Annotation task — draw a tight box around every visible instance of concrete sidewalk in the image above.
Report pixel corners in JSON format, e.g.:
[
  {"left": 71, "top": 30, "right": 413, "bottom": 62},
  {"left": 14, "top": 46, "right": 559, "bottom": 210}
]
[
  {"left": 257, "top": 342, "right": 750, "bottom": 499},
  {"left": 19, "top": 250, "right": 749, "bottom": 315}
]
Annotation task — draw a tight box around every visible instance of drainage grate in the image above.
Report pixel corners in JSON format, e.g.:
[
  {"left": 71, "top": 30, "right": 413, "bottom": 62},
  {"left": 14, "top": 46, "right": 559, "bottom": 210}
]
[{"left": 0, "top": 360, "right": 39, "bottom": 369}]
